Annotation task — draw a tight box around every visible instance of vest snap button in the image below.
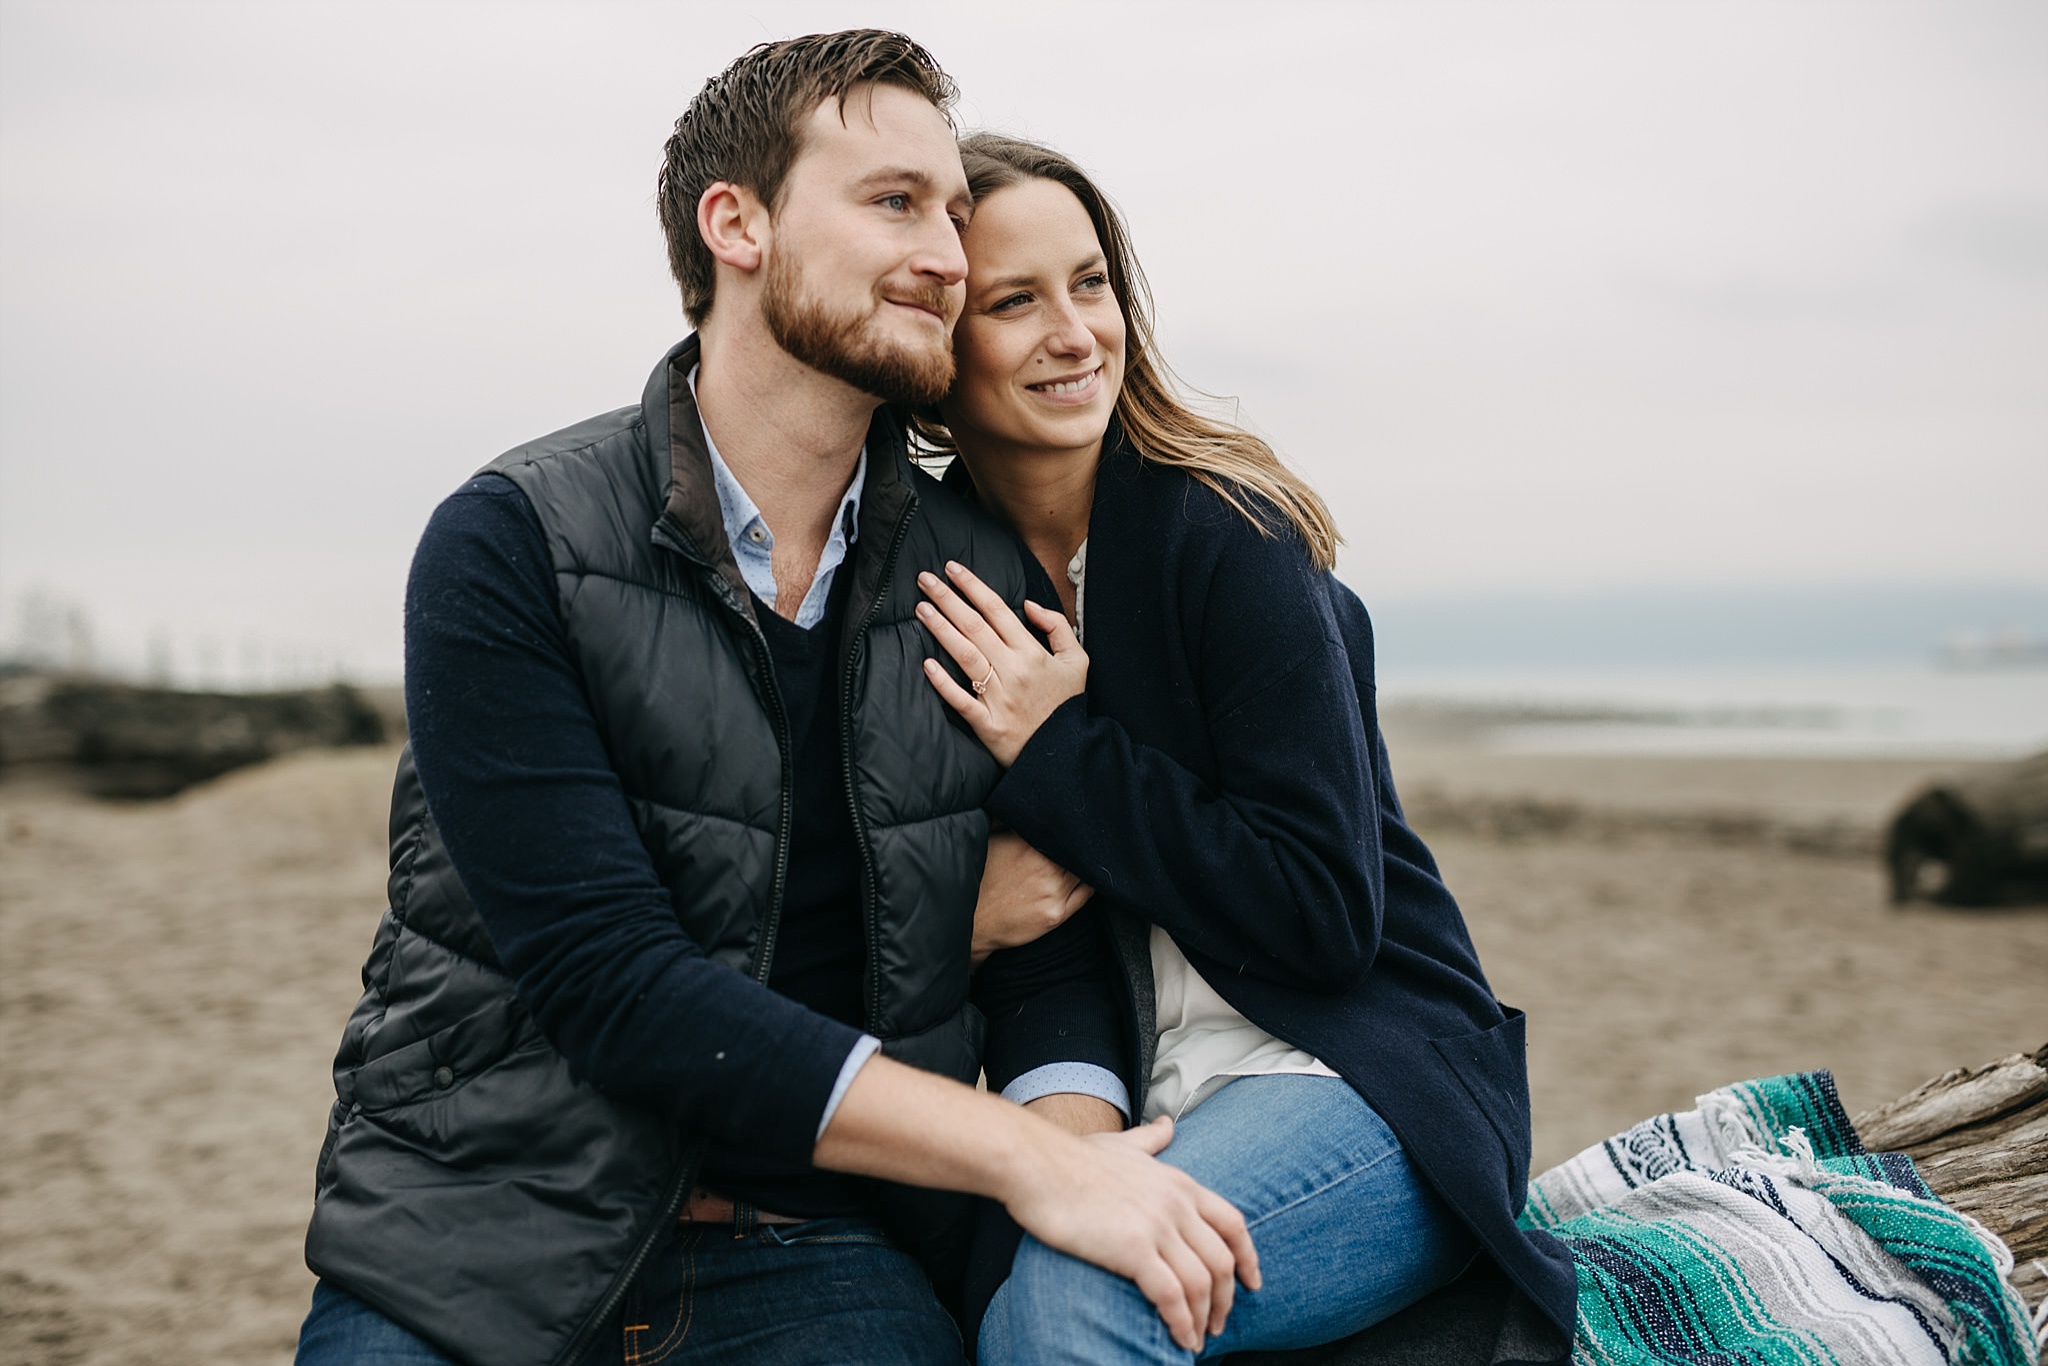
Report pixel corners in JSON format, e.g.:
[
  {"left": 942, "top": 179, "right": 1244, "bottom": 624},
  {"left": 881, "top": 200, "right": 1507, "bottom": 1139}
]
[{"left": 433, "top": 1066, "right": 455, "bottom": 1089}]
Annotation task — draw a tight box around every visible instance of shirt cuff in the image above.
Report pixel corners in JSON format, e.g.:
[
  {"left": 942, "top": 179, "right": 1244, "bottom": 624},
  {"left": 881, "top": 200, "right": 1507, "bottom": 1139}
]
[
  {"left": 815, "top": 1034, "right": 883, "bottom": 1141},
  {"left": 1000, "top": 1062, "right": 1131, "bottom": 1120}
]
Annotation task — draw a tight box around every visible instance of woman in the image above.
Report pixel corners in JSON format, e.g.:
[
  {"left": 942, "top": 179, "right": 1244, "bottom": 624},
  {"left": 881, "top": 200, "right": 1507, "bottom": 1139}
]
[{"left": 911, "top": 134, "right": 1576, "bottom": 1364}]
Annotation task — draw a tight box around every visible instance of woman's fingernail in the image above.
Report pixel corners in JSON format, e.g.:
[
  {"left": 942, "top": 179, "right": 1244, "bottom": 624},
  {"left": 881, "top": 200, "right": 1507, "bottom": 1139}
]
[{"left": 946, "top": 560, "right": 965, "bottom": 575}]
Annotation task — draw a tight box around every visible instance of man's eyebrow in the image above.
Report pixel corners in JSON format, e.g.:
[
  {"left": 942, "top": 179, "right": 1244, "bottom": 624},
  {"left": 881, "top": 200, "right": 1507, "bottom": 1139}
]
[{"left": 850, "top": 166, "right": 944, "bottom": 194}]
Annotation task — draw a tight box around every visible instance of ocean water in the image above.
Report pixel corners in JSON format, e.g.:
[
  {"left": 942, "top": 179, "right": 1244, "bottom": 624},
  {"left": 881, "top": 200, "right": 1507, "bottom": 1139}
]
[{"left": 1377, "top": 662, "right": 2048, "bottom": 758}]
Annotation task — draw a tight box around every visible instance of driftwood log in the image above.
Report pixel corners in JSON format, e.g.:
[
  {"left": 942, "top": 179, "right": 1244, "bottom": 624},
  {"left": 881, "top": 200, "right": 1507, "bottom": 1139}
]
[
  {"left": 1887, "top": 751, "right": 2048, "bottom": 905},
  {"left": 0, "top": 673, "right": 389, "bottom": 798},
  {"left": 1853, "top": 1041, "right": 2048, "bottom": 1302}
]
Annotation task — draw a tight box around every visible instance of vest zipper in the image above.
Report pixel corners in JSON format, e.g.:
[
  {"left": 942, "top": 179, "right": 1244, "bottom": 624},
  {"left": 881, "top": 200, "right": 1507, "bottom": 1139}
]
[
  {"left": 841, "top": 496, "right": 919, "bottom": 1030},
  {"left": 555, "top": 1143, "right": 701, "bottom": 1366},
  {"left": 566, "top": 540, "right": 792, "bottom": 1366},
  {"left": 738, "top": 597, "right": 797, "bottom": 986}
]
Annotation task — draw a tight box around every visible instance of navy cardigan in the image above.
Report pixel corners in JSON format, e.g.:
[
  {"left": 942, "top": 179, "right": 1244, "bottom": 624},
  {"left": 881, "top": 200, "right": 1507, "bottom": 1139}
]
[{"left": 961, "top": 436, "right": 1576, "bottom": 1341}]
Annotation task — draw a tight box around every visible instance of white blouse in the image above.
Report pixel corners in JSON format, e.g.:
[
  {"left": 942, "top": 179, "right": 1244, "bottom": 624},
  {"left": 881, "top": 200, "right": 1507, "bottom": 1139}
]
[{"left": 1064, "top": 541, "right": 1338, "bottom": 1123}]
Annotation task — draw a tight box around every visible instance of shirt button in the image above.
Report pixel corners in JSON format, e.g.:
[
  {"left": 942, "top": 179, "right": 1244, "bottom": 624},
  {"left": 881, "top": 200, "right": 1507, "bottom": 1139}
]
[
  {"left": 748, "top": 527, "right": 766, "bottom": 543},
  {"left": 433, "top": 1066, "right": 455, "bottom": 1089}
]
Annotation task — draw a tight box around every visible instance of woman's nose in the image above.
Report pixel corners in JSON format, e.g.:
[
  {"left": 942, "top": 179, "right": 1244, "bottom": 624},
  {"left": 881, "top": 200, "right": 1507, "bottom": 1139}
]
[{"left": 1044, "top": 299, "right": 1093, "bottom": 358}]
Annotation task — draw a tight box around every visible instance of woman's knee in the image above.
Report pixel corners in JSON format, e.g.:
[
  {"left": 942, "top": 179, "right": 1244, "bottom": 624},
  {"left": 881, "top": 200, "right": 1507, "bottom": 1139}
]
[{"left": 981, "top": 1236, "right": 1179, "bottom": 1365}]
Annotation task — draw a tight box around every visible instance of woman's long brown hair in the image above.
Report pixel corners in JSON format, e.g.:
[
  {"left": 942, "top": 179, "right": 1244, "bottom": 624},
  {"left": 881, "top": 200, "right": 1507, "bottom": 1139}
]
[{"left": 913, "top": 132, "right": 1341, "bottom": 571}]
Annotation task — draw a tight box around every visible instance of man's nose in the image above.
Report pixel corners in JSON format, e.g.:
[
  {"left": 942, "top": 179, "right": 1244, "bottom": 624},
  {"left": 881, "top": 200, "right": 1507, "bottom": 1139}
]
[{"left": 909, "top": 214, "right": 968, "bottom": 288}]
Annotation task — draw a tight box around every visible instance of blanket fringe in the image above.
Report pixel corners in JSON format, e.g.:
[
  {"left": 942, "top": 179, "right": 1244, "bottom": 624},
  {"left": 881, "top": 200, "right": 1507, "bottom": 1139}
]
[
  {"left": 1731, "top": 1126, "right": 2023, "bottom": 1284},
  {"left": 2031, "top": 1262, "right": 2047, "bottom": 1352}
]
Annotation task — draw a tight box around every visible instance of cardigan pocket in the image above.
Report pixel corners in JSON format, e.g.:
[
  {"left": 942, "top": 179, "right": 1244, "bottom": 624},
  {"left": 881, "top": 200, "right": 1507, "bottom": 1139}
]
[{"left": 1428, "top": 1007, "right": 1534, "bottom": 1196}]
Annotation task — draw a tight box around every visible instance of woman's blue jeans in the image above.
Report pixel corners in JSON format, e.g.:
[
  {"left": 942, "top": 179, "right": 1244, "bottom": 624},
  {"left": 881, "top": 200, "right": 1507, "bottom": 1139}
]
[{"left": 979, "top": 1074, "right": 1474, "bottom": 1365}]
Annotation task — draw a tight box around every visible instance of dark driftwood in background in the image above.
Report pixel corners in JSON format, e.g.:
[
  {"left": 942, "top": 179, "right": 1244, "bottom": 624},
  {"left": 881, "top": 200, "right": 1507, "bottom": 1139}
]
[
  {"left": 0, "top": 674, "right": 392, "bottom": 798},
  {"left": 1887, "top": 751, "right": 2048, "bottom": 905},
  {"left": 1854, "top": 1041, "right": 2048, "bottom": 1301}
]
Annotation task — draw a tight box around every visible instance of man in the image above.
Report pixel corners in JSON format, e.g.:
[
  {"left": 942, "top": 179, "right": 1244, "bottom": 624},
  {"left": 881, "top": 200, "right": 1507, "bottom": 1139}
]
[{"left": 293, "top": 29, "right": 1255, "bottom": 1366}]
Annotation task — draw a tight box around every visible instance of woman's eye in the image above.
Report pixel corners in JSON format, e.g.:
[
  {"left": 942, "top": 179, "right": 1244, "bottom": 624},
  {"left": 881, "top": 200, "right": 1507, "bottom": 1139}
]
[
  {"left": 1077, "top": 272, "right": 1110, "bottom": 292},
  {"left": 990, "top": 292, "right": 1031, "bottom": 313}
]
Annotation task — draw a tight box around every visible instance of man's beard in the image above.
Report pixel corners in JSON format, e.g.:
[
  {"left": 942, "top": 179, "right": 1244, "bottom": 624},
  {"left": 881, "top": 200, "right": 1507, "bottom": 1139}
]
[{"left": 762, "top": 247, "right": 955, "bottom": 407}]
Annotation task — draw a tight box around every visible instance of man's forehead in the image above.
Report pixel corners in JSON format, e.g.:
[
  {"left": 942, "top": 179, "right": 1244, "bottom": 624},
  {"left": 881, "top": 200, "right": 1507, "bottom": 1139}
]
[{"left": 795, "top": 84, "right": 965, "bottom": 191}]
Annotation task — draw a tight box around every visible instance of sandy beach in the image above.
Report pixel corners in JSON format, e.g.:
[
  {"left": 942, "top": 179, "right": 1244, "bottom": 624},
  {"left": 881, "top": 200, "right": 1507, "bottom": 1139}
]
[{"left": 3, "top": 737, "right": 2044, "bottom": 1364}]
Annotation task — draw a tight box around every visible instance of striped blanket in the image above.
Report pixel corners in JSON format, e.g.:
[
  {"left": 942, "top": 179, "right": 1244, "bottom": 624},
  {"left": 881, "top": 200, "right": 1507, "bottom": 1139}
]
[{"left": 1520, "top": 1070, "right": 2039, "bottom": 1365}]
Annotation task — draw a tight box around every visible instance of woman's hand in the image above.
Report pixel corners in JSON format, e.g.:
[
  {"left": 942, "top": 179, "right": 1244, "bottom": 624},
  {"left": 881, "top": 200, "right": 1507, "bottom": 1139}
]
[
  {"left": 917, "top": 561, "right": 1087, "bottom": 766},
  {"left": 974, "top": 829, "right": 1094, "bottom": 965}
]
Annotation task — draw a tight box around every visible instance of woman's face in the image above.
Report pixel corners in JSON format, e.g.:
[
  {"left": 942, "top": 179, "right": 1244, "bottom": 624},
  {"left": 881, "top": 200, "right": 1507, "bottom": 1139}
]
[{"left": 943, "top": 177, "right": 1127, "bottom": 461}]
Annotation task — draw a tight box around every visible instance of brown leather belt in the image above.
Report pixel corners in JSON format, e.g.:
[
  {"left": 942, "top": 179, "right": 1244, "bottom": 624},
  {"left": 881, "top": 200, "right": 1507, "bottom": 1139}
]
[{"left": 678, "top": 1186, "right": 803, "bottom": 1228}]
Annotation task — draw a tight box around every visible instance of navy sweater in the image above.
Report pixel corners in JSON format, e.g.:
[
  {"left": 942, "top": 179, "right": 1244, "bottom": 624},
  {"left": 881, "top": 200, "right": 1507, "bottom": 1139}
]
[
  {"left": 955, "top": 438, "right": 1578, "bottom": 1340},
  {"left": 404, "top": 474, "right": 1127, "bottom": 1215}
]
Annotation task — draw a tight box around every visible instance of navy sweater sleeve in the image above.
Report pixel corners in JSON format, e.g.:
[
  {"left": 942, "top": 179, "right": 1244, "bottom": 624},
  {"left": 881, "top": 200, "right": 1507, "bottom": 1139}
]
[
  {"left": 985, "top": 514, "right": 1383, "bottom": 992},
  {"left": 403, "top": 475, "right": 860, "bottom": 1165}
]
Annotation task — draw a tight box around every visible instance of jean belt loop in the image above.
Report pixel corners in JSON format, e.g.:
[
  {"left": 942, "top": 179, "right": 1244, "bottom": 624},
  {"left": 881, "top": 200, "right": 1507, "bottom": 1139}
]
[{"left": 732, "top": 1199, "right": 758, "bottom": 1239}]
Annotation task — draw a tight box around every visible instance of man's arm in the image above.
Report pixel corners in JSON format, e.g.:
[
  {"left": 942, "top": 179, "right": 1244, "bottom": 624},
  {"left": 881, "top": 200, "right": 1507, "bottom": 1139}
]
[
  {"left": 1024, "top": 1091, "right": 1124, "bottom": 1135},
  {"left": 405, "top": 476, "right": 862, "bottom": 1160},
  {"left": 816, "top": 1053, "right": 1257, "bottom": 1353},
  {"left": 974, "top": 905, "right": 1132, "bottom": 1128}
]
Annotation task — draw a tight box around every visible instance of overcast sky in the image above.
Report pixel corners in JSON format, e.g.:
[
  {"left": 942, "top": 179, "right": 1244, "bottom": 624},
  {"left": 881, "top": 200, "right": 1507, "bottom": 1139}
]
[{"left": 2, "top": 0, "right": 2043, "bottom": 682}]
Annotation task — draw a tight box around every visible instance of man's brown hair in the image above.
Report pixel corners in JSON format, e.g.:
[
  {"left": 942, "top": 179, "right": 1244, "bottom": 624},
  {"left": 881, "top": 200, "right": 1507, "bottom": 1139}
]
[{"left": 658, "top": 30, "right": 958, "bottom": 326}]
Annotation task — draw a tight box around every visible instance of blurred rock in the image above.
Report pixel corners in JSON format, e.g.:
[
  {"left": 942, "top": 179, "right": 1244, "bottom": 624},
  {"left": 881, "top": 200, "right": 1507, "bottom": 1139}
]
[{"left": 0, "top": 672, "right": 388, "bottom": 798}]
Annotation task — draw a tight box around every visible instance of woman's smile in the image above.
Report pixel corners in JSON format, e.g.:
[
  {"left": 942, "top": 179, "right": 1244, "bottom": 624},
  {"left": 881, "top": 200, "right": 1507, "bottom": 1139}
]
[{"left": 1026, "top": 366, "right": 1103, "bottom": 402}]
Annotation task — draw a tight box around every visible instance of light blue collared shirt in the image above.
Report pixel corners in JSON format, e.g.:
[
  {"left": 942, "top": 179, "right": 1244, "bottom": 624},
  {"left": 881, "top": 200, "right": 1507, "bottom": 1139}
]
[{"left": 689, "top": 365, "right": 863, "bottom": 629}]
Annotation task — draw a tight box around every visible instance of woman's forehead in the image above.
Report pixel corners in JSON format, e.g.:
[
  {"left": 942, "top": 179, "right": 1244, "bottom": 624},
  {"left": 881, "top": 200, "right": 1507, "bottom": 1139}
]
[{"left": 965, "top": 178, "right": 1101, "bottom": 272}]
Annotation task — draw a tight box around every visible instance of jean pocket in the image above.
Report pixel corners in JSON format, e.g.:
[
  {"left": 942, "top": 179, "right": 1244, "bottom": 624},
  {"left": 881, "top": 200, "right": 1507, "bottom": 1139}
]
[{"left": 762, "top": 1217, "right": 898, "bottom": 1249}]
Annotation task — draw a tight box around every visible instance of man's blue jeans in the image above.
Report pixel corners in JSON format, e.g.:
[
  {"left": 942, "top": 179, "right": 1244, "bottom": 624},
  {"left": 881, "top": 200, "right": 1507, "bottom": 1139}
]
[
  {"left": 295, "top": 1214, "right": 963, "bottom": 1365},
  {"left": 979, "top": 1074, "right": 1475, "bottom": 1365}
]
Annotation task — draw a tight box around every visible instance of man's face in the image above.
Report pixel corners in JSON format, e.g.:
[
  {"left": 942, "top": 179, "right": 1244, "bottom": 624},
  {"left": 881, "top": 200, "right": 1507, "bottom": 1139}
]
[{"left": 760, "top": 83, "right": 972, "bottom": 407}]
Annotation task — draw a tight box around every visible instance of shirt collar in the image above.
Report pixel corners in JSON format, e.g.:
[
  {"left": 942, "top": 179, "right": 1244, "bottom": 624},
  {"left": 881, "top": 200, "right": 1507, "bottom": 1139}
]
[{"left": 686, "top": 363, "right": 864, "bottom": 563}]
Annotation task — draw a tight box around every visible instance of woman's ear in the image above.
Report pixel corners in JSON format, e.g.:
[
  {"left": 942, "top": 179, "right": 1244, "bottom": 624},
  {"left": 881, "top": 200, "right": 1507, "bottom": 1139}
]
[{"left": 697, "top": 181, "right": 766, "bottom": 273}]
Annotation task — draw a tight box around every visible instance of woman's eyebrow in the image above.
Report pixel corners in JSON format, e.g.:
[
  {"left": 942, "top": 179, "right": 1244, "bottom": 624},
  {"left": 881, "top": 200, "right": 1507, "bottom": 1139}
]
[{"left": 979, "top": 255, "right": 1108, "bottom": 295}]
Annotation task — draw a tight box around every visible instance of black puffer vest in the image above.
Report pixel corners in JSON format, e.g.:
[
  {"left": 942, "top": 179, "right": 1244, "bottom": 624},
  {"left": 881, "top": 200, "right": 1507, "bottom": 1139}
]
[{"left": 304, "top": 338, "right": 1027, "bottom": 1366}]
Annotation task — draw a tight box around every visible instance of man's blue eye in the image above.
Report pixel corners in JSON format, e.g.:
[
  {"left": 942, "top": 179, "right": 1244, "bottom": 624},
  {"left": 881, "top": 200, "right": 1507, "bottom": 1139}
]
[{"left": 882, "top": 194, "right": 910, "bottom": 211}]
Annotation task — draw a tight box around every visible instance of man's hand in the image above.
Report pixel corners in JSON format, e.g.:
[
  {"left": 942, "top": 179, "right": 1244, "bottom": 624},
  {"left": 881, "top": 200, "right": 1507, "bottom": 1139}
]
[
  {"left": 974, "top": 830, "right": 1093, "bottom": 964},
  {"left": 815, "top": 1056, "right": 1260, "bottom": 1354},
  {"left": 999, "top": 1116, "right": 1259, "bottom": 1352}
]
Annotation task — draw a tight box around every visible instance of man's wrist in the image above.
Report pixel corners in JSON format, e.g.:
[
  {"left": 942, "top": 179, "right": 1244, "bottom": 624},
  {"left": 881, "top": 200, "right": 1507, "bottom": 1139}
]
[{"left": 814, "top": 1035, "right": 882, "bottom": 1140}]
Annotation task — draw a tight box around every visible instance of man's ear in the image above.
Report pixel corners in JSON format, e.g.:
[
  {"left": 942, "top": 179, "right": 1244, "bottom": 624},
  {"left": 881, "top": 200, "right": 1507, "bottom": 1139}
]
[{"left": 698, "top": 181, "right": 766, "bottom": 274}]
